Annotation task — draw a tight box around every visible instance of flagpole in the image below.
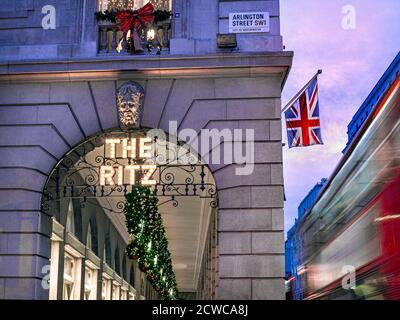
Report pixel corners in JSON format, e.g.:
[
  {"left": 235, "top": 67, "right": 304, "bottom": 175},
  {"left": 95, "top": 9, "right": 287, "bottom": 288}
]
[{"left": 281, "top": 69, "right": 322, "bottom": 114}]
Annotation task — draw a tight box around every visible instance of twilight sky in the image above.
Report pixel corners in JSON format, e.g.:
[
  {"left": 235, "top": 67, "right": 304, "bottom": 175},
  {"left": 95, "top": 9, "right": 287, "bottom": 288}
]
[{"left": 280, "top": 0, "right": 400, "bottom": 234}]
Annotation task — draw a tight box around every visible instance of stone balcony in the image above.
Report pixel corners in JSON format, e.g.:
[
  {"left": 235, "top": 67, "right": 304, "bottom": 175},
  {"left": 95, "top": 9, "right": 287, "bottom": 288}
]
[
  {"left": 97, "top": 19, "right": 171, "bottom": 56},
  {"left": 0, "top": 0, "right": 283, "bottom": 61}
]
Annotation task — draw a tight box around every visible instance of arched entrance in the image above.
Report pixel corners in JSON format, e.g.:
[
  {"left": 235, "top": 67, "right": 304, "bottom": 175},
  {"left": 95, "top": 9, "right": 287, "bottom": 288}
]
[{"left": 41, "top": 128, "right": 218, "bottom": 300}]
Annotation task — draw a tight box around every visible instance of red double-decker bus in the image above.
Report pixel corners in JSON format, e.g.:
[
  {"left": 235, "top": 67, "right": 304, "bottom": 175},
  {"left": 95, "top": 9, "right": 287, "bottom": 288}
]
[
  {"left": 300, "top": 71, "right": 400, "bottom": 300},
  {"left": 304, "top": 170, "right": 400, "bottom": 300}
]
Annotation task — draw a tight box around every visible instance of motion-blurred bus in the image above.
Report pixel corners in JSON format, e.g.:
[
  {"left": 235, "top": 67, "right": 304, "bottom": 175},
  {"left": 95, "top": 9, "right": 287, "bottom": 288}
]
[{"left": 304, "top": 173, "right": 400, "bottom": 300}]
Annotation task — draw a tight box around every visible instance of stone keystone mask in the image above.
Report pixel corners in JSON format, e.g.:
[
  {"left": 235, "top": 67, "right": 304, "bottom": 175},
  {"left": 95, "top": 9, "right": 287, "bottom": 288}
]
[{"left": 116, "top": 81, "right": 145, "bottom": 129}]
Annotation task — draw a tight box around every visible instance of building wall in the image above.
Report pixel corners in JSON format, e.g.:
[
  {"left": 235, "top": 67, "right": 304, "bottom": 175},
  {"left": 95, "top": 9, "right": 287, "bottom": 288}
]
[
  {"left": 0, "top": 52, "right": 292, "bottom": 299},
  {"left": 172, "top": 0, "right": 282, "bottom": 54},
  {"left": 0, "top": 0, "right": 98, "bottom": 60},
  {"left": 294, "top": 63, "right": 400, "bottom": 300},
  {"left": 285, "top": 225, "right": 296, "bottom": 278},
  {"left": 285, "top": 178, "right": 327, "bottom": 299},
  {"left": 344, "top": 52, "right": 400, "bottom": 151},
  {"left": 297, "top": 178, "right": 327, "bottom": 220},
  {"left": 0, "top": 0, "right": 292, "bottom": 300},
  {"left": 0, "top": 0, "right": 282, "bottom": 60}
]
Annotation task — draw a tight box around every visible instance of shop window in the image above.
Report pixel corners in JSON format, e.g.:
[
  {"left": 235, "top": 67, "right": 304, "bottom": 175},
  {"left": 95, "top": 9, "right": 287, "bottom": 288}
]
[
  {"left": 86, "top": 220, "right": 99, "bottom": 255},
  {"left": 112, "top": 282, "right": 121, "bottom": 300},
  {"left": 63, "top": 246, "right": 83, "bottom": 300},
  {"left": 88, "top": 217, "right": 98, "bottom": 255},
  {"left": 129, "top": 266, "right": 135, "bottom": 287},
  {"left": 122, "top": 255, "right": 127, "bottom": 280},
  {"left": 121, "top": 289, "right": 128, "bottom": 300},
  {"left": 128, "top": 291, "right": 136, "bottom": 300},
  {"left": 63, "top": 254, "right": 76, "bottom": 300},
  {"left": 49, "top": 230, "right": 62, "bottom": 300},
  {"left": 140, "top": 273, "right": 145, "bottom": 297},
  {"left": 104, "top": 234, "right": 112, "bottom": 265},
  {"left": 66, "top": 199, "right": 83, "bottom": 240},
  {"left": 114, "top": 248, "right": 121, "bottom": 275},
  {"left": 102, "top": 275, "right": 112, "bottom": 300},
  {"left": 71, "top": 199, "right": 83, "bottom": 241},
  {"left": 66, "top": 201, "right": 75, "bottom": 234},
  {"left": 86, "top": 224, "right": 92, "bottom": 250},
  {"left": 84, "top": 263, "right": 98, "bottom": 300}
]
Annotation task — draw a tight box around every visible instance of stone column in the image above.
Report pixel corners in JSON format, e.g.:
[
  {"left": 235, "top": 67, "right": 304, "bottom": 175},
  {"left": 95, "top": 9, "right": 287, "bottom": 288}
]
[{"left": 211, "top": 78, "right": 285, "bottom": 300}]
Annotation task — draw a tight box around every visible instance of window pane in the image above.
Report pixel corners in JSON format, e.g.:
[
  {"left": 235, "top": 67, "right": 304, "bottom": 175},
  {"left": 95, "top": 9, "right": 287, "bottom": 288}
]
[
  {"left": 64, "top": 255, "right": 74, "bottom": 278},
  {"left": 63, "top": 283, "right": 73, "bottom": 300},
  {"left": 102, "top": 278, "right": 110, "bottom": 300},
  {"left": 112, "top": 284, "right": 120, "bottom": 300},
  {"left": 86, "top": 224, "right": 92, "bottom": 250},
  {"left": 85, "top": 267, "right": 92, "bottom": 286},
  {"left": 66, "top": 201, "right": 75, "bottom": 234}
]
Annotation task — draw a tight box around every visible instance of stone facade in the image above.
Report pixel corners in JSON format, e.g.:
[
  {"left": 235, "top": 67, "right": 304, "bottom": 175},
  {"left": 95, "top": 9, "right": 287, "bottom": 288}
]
[{"left": 0, "top": 0, "right": 292, "bottom": 299}]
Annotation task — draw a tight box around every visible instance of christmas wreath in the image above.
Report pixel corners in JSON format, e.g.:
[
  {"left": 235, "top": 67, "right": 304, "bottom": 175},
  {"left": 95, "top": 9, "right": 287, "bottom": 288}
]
[
  {"left": 95, "top": 3, "right": 172, "bottom": 52},
  {"left": 124, "top": 186, "right": 178, "bottom": 300}
]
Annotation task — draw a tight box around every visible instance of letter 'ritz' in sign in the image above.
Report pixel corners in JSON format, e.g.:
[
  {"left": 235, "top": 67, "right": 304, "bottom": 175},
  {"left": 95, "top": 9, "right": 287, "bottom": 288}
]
[{"left": 100, "top": 138, "right": 157, "bottom": 186}]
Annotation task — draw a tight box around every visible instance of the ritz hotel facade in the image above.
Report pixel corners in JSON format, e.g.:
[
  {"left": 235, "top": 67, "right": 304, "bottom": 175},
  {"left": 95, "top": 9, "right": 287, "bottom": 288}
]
[{"left": 0, "top": 0, "right": 292, "bottom": 300}]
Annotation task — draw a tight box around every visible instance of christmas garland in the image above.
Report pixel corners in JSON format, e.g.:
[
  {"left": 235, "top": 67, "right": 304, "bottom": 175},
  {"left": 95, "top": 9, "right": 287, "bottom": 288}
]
[
  {"left": 95, "top": 9, "right": 171, "bottom": 24},
  {"left": 124, "top": 186, "right": 178, "bottom": 300}
]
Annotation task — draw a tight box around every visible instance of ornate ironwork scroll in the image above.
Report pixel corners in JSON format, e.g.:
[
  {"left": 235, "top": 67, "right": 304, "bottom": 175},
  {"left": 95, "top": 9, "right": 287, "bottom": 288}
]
[{"left": 41, "top": 131, "right": 218, "bottom": 214}]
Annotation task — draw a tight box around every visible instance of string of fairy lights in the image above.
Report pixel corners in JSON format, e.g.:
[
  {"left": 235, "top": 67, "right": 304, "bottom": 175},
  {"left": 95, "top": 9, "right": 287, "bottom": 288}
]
[{"left": 124, "top": 186, "right": 178, "bottom": 300}]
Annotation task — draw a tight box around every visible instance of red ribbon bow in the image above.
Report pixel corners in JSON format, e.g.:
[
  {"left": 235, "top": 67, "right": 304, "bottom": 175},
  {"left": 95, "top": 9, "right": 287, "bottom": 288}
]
[{"left": 116, "top": 3, "right": 155, "bottom": 34}]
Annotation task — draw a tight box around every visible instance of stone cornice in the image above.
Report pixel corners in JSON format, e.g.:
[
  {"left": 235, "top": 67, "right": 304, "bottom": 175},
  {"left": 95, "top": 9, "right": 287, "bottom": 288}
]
[{"left": 0, "top": 52, "right": 293, "bottom": 85}]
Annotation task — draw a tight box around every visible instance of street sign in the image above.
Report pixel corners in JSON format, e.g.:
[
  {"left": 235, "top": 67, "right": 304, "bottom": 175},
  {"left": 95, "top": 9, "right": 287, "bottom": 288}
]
[{"left": 228, "top": 12, "right": 270, "bottom": 33}]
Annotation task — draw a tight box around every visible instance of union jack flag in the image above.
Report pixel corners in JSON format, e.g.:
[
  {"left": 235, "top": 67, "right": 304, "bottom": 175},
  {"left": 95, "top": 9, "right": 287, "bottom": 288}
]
[{"left": 284, "top": 77, "right": 323, "bottom": 148}]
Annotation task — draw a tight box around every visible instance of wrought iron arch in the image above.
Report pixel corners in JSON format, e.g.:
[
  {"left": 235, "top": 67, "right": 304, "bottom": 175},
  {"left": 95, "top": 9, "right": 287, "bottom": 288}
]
[{"left": 41, "top": 128, "right": 218, "bottom": 215}]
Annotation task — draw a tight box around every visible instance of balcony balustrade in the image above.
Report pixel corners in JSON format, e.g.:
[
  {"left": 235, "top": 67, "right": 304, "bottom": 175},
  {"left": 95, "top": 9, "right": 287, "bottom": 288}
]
[{"left": 98, "top": 19, "right": 171, "bottom": 55}]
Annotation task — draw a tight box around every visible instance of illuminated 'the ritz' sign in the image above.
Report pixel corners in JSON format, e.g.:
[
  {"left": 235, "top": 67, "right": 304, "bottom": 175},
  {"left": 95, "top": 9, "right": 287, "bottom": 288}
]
[{"left": 100, "top": 138, "right": 157, "bottom": 186}]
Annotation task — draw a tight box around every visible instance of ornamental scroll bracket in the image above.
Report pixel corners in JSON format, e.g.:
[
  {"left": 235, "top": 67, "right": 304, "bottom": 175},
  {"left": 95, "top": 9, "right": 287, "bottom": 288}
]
[{"left": 116, "top": 81, "right": 145, "bottom": 130}]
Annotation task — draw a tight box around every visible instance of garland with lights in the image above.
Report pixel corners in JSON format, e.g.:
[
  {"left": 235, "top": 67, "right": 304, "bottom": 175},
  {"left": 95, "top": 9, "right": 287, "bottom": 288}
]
[
  {"left": 124, "top": 186, "right": 178, "bottom": 300},
  {"left": 95, "top": 9, "right": 171, "bottom": 24},
  {"left": 95, "top": 3, "right": 171, "bottom": 53}
]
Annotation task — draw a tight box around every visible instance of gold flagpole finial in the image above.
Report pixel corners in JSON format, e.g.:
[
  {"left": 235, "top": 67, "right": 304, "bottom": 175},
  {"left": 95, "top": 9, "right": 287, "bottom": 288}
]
[{"left": 281, "top": 69, "right": 322, "bottom": 114}]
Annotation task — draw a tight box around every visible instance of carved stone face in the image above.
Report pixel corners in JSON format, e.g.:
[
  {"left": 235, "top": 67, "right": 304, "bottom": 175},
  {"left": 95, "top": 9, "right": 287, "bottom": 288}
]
[{"left": 116, "top": 81, "right": 145, "bottom": 129}]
